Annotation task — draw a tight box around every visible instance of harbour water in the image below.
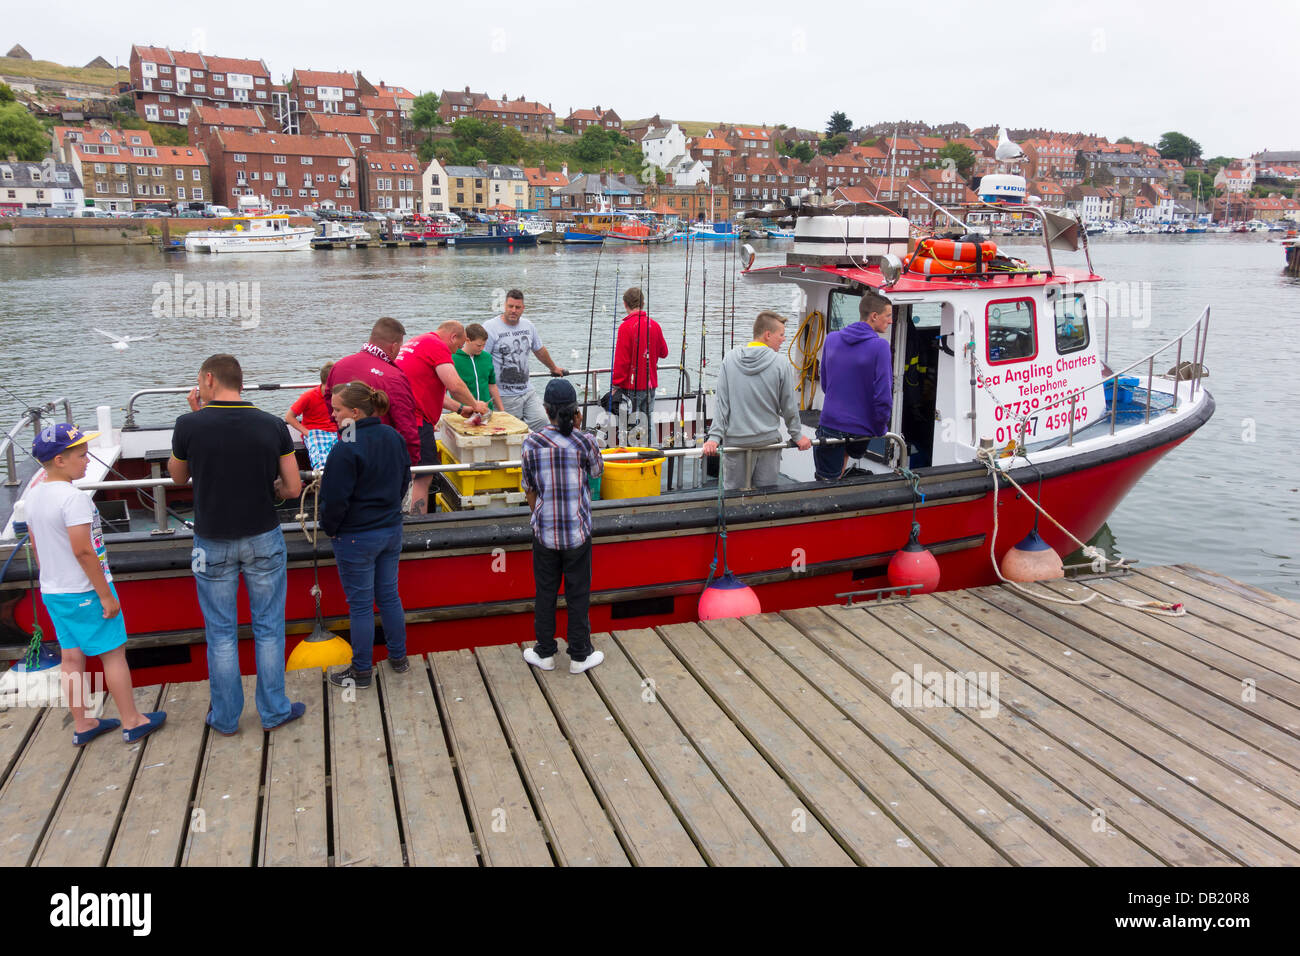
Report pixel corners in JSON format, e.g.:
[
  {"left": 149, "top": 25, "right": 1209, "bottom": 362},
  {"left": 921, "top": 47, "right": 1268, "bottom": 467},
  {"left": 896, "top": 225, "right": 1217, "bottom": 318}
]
[{"left": 1, "top": 233, "right": 1296, "bottom": 598}]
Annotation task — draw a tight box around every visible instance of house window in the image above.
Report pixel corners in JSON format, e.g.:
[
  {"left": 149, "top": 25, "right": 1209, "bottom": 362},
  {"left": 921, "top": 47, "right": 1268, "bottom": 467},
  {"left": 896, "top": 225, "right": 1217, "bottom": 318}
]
[
  {"left": 96, "top": 183, "right": 107, "bottom": 193},
  {"left": 273, "top": 155, "right": 287, "bottom": 164},
  {"left": 175, "top": 169, "right": 185, "bottom": 181},
  {"left": 137, "top": 184, "right": 147, "bottom": 195},
  {"left": 177, "top": 187, "right": 186, "bottom": 199},
  {"left": 193, "top": 188, "right": 203, "bottom": 199},
  {"left": 94, "top": 163, "right": 106, "bottom": 174},
  {"left": 986, "top": 298, "right": 1037, "bottom": 364},
  {"left": 194, "top": 84, "right": 206, "bottom": 93},
  {"left": 114, "top": 164, "right": 127, "bottom": 174},
  {"left": 193, "top": 169, "right": 201, "bottom": 180}
]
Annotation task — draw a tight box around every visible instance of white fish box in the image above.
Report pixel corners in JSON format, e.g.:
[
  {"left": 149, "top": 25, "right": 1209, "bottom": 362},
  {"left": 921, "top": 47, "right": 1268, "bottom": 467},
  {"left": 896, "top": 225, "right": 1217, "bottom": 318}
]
[
  {"left": 437, "top": 488, "right": 528, "bottom": 511},
  {"left": 792, "top": 215, "right": 910, "bottom": 265},
  {"left": 438, "top": 411, "right": 529, "bottom": 464}
]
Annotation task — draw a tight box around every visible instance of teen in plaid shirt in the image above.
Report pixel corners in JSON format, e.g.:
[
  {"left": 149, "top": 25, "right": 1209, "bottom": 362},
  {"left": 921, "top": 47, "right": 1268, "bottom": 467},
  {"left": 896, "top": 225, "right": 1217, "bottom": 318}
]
[{"left": 521, "top": 379, "right": 605, "bottom": 674}]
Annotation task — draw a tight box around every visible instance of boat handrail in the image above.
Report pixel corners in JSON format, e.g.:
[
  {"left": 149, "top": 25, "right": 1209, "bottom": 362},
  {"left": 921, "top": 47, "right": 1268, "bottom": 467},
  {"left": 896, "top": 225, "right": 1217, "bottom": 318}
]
[
  {"left": 1, "top": 398, "right": 71, "bottom": 488},
  {"left": 1019, "top": 305, "right": 1211, "bottom": 447},
  {"left": 531, "top": 364, "right": 694, "bottom": 395},
  {"left": 123, "top": 383, "right": 318, "bottom": 428},
  {"left": 66, "top": 434, "right": 901, "bottom": 493}
]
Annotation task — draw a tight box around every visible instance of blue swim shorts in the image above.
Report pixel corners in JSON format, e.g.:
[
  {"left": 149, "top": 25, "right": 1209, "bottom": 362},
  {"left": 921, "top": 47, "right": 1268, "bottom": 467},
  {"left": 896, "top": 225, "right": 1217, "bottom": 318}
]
[{"left": 43, "top": 586, "right": 128, "bottom": 657}]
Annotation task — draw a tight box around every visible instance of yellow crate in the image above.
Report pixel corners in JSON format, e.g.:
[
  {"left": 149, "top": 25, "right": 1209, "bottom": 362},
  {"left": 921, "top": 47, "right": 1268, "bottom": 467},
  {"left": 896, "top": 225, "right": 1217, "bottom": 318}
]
[{"left": 437, "top": 440, "right": 523, "bottom": 495}]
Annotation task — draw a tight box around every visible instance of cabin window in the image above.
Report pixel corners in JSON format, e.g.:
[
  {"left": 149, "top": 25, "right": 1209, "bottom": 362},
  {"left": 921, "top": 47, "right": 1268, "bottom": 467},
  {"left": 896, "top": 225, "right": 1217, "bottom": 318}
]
[
  {"left": 827, "top": 289, "right": 863, "bottom": 332},
  {"left": 1053, "top": 292, "right": 1090, "bottom": 355},
  {"left": 986, "top": 298, "right": 1037, "bottom": 364}
]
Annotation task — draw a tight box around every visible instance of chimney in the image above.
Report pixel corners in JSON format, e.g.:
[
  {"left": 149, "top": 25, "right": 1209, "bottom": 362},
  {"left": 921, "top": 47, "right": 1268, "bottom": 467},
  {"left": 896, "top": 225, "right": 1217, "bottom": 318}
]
[
  {"left": 561, "top": 163, "right": 568, "bottom": 178},
  {"left": 477, "top": 159, "right": 488, "bottom": 170},
  {"left": 539, "top": 161, "right": 547, "bottom": 176},
  {"left": 464, "top": 85, "right": 470, "bottom": 94}
]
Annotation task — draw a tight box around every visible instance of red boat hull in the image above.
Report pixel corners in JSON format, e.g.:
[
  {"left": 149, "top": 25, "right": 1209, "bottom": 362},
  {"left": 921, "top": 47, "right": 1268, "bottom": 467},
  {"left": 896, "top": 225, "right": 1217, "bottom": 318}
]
[{"left": 9, "top": 429, "right": 1188, "bottom": 684}]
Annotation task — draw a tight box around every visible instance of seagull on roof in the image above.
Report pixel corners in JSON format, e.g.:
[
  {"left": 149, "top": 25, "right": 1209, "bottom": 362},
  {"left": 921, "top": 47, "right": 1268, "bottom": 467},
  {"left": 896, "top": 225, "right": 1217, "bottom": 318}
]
[
  {"left": 94, "top": 328, "right": 155, "bottom": 351},
  {"left": 995, "top": 128, "right": 1026, "bottom": 163}
]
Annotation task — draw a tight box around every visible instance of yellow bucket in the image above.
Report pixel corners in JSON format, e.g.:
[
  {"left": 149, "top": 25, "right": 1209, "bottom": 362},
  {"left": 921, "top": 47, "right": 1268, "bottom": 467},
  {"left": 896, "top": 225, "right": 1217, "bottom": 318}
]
[{"left": 600, "top": 447, "right": 663, "bottom": 499}]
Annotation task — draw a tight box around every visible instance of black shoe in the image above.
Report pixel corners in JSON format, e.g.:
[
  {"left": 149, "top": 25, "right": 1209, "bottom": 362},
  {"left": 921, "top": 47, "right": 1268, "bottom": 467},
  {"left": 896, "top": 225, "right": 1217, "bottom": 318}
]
[
  {"left": 329, "top": 665, "right": 372, "bottom": 689},
  {"left": 389, "top": 656, "right": 410, "bottom": 674}
]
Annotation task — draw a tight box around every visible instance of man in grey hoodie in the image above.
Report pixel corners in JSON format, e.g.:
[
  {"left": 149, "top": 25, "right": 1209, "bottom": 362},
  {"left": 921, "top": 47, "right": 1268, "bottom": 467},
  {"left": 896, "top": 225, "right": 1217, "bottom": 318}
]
[{"left": 702, "top": 311, "right": 812, "bottom": 490}]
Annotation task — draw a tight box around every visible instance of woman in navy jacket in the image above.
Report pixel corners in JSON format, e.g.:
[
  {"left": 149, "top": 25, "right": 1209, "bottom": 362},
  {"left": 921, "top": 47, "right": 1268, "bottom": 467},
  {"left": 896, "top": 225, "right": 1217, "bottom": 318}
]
[{"left": 320, "top": 380, "right": 412, "bottom": 688}]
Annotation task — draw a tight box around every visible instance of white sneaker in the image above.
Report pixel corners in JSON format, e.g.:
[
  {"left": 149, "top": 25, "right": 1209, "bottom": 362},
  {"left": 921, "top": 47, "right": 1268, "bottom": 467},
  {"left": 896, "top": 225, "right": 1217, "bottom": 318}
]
[
  {"left": 523, "top": 646, "right": 555, "bottom": 671},
  {"left": 569, "top": 649, "right": 604, "bottom": 674}
]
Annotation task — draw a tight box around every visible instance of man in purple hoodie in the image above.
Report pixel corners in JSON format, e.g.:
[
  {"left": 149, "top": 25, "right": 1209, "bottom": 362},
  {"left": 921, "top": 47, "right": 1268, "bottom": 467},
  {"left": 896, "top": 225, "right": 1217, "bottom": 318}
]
[{"left": 814, "top": 291, "right": 894, "bottom": 481}]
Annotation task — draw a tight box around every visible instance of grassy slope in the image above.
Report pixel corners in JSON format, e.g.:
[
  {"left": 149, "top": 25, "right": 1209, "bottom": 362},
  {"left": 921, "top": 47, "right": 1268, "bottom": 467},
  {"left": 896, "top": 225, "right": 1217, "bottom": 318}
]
[{"left": 0, "top": 57, "right": 128, "bottom": 89}]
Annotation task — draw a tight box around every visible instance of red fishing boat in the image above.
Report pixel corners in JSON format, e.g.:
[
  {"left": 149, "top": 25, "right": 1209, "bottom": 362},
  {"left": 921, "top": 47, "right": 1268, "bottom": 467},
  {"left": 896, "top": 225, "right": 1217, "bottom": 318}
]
[{"left": 0, "top": 183, "right": 1214, "bottom": 683}]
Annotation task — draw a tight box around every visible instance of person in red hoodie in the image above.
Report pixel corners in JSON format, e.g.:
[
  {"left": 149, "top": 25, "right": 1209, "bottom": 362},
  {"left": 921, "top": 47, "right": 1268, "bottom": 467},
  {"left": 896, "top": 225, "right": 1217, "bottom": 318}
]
[
  {"left": 327, "top": 317, "right": 422, "bottom": 468},
  {"left": 610, "top": 287, "right": 668, "bottom": 444}
]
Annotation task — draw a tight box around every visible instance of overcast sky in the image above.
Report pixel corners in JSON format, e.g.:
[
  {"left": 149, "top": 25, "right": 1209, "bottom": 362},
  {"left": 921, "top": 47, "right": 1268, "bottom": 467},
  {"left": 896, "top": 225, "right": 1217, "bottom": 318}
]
[{"left": 25, "top": 0, "right": 1299, "bottom": 158}]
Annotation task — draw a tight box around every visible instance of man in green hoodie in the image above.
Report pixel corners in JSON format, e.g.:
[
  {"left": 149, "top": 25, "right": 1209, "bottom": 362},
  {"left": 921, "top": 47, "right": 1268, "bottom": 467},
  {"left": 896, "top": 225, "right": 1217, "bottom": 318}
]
[{"left": 702, "top": 311, "right": 812, "bottom": 491}]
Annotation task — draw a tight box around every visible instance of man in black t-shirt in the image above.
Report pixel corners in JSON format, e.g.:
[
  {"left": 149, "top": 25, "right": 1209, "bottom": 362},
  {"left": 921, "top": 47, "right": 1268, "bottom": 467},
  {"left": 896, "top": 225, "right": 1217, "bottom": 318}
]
[{"left": 168, "top": 354, "right": 306, "bottom": 735}]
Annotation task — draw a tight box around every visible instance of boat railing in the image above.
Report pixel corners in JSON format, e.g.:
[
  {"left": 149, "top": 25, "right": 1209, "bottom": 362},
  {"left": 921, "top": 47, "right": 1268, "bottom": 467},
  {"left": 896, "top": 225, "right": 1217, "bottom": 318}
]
[
  {"left": 1019, "top": 305, "right": 1211, "bottom": 448},
  {"left": 531, "top": 364, "right": 694, "bottom": 397},
  {"left": 1, "top": 399, "right": 72, "bottom": 487},
  {"left": 69, "top": 434, "right": 905, "bottom": 495},
  {"left": 123, "top": 383, "right": 318, "bottom": 429}
]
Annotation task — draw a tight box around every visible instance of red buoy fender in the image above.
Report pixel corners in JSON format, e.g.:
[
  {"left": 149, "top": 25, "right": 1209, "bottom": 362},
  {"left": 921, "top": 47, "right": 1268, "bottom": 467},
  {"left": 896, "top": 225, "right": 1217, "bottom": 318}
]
[{"left": 699, "top": 572, "right": 762, "bottom": 620}]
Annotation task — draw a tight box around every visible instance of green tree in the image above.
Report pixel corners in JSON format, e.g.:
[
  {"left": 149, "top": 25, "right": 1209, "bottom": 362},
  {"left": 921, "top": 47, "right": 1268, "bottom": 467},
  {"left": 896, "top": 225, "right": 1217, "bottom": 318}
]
[
  {"left": 791, "top": 141, "right": 815, "bottom": 163},
  {"left": 937, "top": 142, "right": 976, "bottom": 177},
  {"left": 0, "top": 103, "right": 50, "bottom": 161},
  {"left": 1157, "top": 131, "right": 1202, "bottom": 166},
  {"left": 411, "top": 92, "right": 442, "bottom": 130},
  {"left": 825, "top": 111, "right": 852, "bottom": 136},
  {"left": 818, "top": 133, "right": 847, "bottom": 156},
  {"left": 0, "top": 83, "right": 15, "bottom": 104},
  {"left": 1115, "top": 136, "right": 1134, "bottom": 145},
  {"left": 1205, "top": 155, "right": 1233, "bottom": 175}
]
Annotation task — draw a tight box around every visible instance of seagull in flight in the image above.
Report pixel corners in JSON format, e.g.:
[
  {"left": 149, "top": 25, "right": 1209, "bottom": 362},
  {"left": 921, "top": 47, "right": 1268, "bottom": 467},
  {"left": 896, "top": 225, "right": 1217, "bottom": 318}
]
[
  {"left": 995, "top": 128, "right": 1027, "bottom": 164},
  {"left": 94, "top": 328, "right": 155, "bottom": 351}
]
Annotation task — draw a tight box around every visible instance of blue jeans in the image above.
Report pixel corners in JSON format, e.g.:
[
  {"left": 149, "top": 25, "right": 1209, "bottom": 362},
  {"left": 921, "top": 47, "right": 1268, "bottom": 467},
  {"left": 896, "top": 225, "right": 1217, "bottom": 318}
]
[
  {"left": 332, "top": 523, "right": 406, "bottom": 673},
  {"left": 193, "top": 527, "right": 293, "bottom": 731},
  {"left": 814, "top": 425, "right": 877, "bottom": 480}
]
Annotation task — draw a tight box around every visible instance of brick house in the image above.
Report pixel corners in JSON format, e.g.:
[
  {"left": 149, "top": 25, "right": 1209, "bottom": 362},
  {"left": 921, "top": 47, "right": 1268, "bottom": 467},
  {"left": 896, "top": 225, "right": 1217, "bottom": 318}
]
[
  {"left": 1021, "top": 139, "right": 1077, "bottom": 180},
  {"left": 188, "top": 105, "right": 272, "bottom": 157},
  {"left": 554, "top": 173, "right": 644, "bottom": 211},
  {"left": 301, "top": 112, "right": 384, "bottom": 151},
  {"left": 359, "top": 150, "right": 420, "bottom": 212},
  {"left": 722, "top": 125, "right": 774, "bottom": 159},
  {"left": 443, "top": 165, "right": 489, "bottom": 214},
  {"left": 129, "top": 46, "right": 273, "bottom": 126},
  {"left": 807, "top": 152, "right": 875, "bottom": 192},
  {"left": 524, "top": 163, "right": 569, "bottom": 211},
  {"left": 208, "top": 130, "right": 359, "bottom": 212},
  {"left": 565, "top": 106, "right": 621, "bottom": 132},
  {"left": 687, "top": 133, "right": 734, "bottom": 171},
  {"left": 438, "top": 88, "right": 556, "bottom": 132},
  {"left": 723, "top": 155, "right": 809, "bottom": 204},
  {"left": 643, "top": 181, "right": 731, "bottom": 222},
  {"left": 358, "top": 94, "right": 405, "bottom": 147}
]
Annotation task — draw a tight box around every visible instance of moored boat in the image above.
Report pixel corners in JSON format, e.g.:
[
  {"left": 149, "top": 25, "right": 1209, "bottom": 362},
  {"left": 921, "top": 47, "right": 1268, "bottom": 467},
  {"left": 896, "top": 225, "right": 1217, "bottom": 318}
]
[
  {"left": 183, "top": 213, "right": 314, "bottom": 253},
  {"left": 0, "top": 179, "right": 1215, "bottom": 683},
  {"left": 446, "top": 222, "right": 538, "bottom": 247}
]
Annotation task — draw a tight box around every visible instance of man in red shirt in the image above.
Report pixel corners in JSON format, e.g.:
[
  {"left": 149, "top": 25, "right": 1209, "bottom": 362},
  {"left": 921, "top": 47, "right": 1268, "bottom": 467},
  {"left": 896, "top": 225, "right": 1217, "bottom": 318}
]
[
  {"left": 396, "top": 320, "right": 489, "bottom": 515},
  {"left": 611, "top": 287, "right": 668, "bottom": 444},
  {"left": 327, "top": 317, "right": 422, "bottom": 467}
]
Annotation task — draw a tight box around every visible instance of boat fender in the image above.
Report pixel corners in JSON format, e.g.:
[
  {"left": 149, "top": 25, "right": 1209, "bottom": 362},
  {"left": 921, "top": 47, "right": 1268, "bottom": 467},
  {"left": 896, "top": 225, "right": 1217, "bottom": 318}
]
[
  {"left": 698, "top": 572, "right": 762, "bottom": 620},
  {"left": 887, "top": 524, "right": 940, "bottom": 594},
  {"left": 999, "top": 530, "right": 1064, "bottom": 583}
]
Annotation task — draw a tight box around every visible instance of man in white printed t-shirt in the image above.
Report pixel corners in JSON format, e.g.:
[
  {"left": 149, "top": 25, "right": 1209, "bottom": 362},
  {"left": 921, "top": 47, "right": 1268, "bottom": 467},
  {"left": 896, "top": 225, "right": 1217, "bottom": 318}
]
[{"left": 483, "top": 288, "right": 568, "bottom": 431}]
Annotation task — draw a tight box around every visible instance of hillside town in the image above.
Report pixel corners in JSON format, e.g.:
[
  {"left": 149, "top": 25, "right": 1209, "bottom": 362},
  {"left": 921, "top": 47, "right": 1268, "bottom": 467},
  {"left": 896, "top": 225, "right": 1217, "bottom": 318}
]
[{"left": 1, "top": 41, "right": 1298, "bottom": 227}]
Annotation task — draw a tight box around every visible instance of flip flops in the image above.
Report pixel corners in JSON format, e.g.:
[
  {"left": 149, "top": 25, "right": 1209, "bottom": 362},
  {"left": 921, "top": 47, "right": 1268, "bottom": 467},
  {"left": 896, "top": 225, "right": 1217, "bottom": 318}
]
[
  {"left": 72, "top": 718, "right": 121, "bottom": 747},
  {"left": 123, "top": 712, "right": 167, "bottom": 743}
]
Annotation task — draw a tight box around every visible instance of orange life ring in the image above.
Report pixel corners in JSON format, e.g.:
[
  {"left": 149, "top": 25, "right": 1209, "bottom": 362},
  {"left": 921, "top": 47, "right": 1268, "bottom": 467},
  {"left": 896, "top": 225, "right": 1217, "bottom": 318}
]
[{"left": 914, "top": 238, "right": 999, "bottom": 262}]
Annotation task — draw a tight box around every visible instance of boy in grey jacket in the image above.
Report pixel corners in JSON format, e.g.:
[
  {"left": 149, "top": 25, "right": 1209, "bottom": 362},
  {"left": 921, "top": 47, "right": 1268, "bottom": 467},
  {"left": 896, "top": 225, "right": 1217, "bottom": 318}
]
[{"left": 702, "top": 311, "right": 812, "bottom": 490}]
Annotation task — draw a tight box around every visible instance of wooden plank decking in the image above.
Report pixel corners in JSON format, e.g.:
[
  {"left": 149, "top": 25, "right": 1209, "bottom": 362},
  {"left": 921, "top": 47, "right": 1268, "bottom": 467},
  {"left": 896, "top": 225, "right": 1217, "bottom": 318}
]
[{"left": 1, "top": 564, "right": 1297, "bottom": 867}]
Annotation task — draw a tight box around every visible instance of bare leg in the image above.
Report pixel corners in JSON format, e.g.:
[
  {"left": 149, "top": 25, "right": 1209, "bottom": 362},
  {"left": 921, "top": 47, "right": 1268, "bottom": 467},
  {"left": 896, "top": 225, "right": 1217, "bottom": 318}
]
[
  {"left": 410, "top": 474, "right": 434, "bottom": 515},
  {"left": 61, "top": 648, "right": 96, "bottom": 734},
  {"left": 100, "top": 646, "right": 147, "bottom": 729}
]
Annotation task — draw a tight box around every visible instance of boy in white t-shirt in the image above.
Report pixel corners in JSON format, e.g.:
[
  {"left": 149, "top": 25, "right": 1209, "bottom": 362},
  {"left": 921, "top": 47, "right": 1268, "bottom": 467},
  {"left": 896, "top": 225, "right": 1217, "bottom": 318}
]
[{"left": 26, "top": 423, "right": 165, "bottom": 746}]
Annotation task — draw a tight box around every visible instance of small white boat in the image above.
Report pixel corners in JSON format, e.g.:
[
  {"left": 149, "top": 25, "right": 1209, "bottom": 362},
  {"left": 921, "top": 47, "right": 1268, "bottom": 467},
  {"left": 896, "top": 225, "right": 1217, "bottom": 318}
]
[
  {"left": 184, "top": 214, "right": 314, "bottom": 254},
  {"left": 520, "top": 216, "right": 552, "bottom": 236},
  {"left": 312, "top": 221, "right": 371, "bottom": 248}
]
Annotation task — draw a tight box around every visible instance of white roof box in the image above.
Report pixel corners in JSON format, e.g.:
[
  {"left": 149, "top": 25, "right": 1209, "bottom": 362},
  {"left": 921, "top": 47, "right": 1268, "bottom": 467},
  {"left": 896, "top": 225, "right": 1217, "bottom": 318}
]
[{"left": 791, "top": 213, "right": 910, "bottom": 266}]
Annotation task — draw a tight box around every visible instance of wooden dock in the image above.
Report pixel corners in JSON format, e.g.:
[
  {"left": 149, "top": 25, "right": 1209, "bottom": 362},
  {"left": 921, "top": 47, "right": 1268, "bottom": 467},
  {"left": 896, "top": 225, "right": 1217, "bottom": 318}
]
[{"left": 2, "top": 564, "right": 1297, "bottom": 867}]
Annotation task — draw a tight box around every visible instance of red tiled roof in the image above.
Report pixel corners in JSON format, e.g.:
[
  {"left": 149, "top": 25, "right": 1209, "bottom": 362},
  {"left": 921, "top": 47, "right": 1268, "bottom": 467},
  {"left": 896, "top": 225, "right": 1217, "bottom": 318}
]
[
  {"left": 132, "top": 45, "right": 172, "bottom": 63},
  {"left": 694, "top": 136, "right": 733, "bottom": 151},
  {"left": 307, "top": 114, "right": 377, "bottom": 133},
  {"left": 916, "top": 137, "right": 946, "bottom": 149},
  {"left": 731, "top": 127, "right": 771, "bottom": 140},
  {"left": 61, "top": 127, "right": 155, "bottom": 148},
  {"left": 172, "top": 50, "right": 205, "bottom": 69},
  {"left": 568, "top": 109, "right": 602, "bottom": 121},
  {"left": 891, "top": 137, "right": 922, "bottom": 151},
  {"left": 524, "top": 167, "right": 568, "bottom": 187},
  {"left": 359, "top": 95, "right": 399, "bottom": 112},
  {"left": 832, "top": 185, "right": 877, "bottom": 203},
  {"left": 154, "top": 146, "right": 210, "bottom": 166},
  {"left": 293, "top": 69, "right": 357, "bottom": 88},
  {"left": 214, "top": 130, "right": 356, "bottom": 157},
  {"left": 203, "top": 55, "right": 269, "bottom": 77},
  {"left": 477, "top": 98, "right": 553, "bottom": 116},
  {"left": 361, "top": 151, "right": 418, "bottom": 170},
  {"left": 376, "top": 84, "right": 415, "bottom": 98},
  {"left": 192, "top": 105, "right": 268, "bottom": 127}
]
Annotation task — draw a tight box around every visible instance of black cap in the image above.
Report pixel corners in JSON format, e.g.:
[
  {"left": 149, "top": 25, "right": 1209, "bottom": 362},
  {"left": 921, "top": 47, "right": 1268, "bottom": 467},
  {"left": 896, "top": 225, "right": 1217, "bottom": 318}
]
[{"left": 544, "top": 378, "right": 577, "bottom": 404}]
